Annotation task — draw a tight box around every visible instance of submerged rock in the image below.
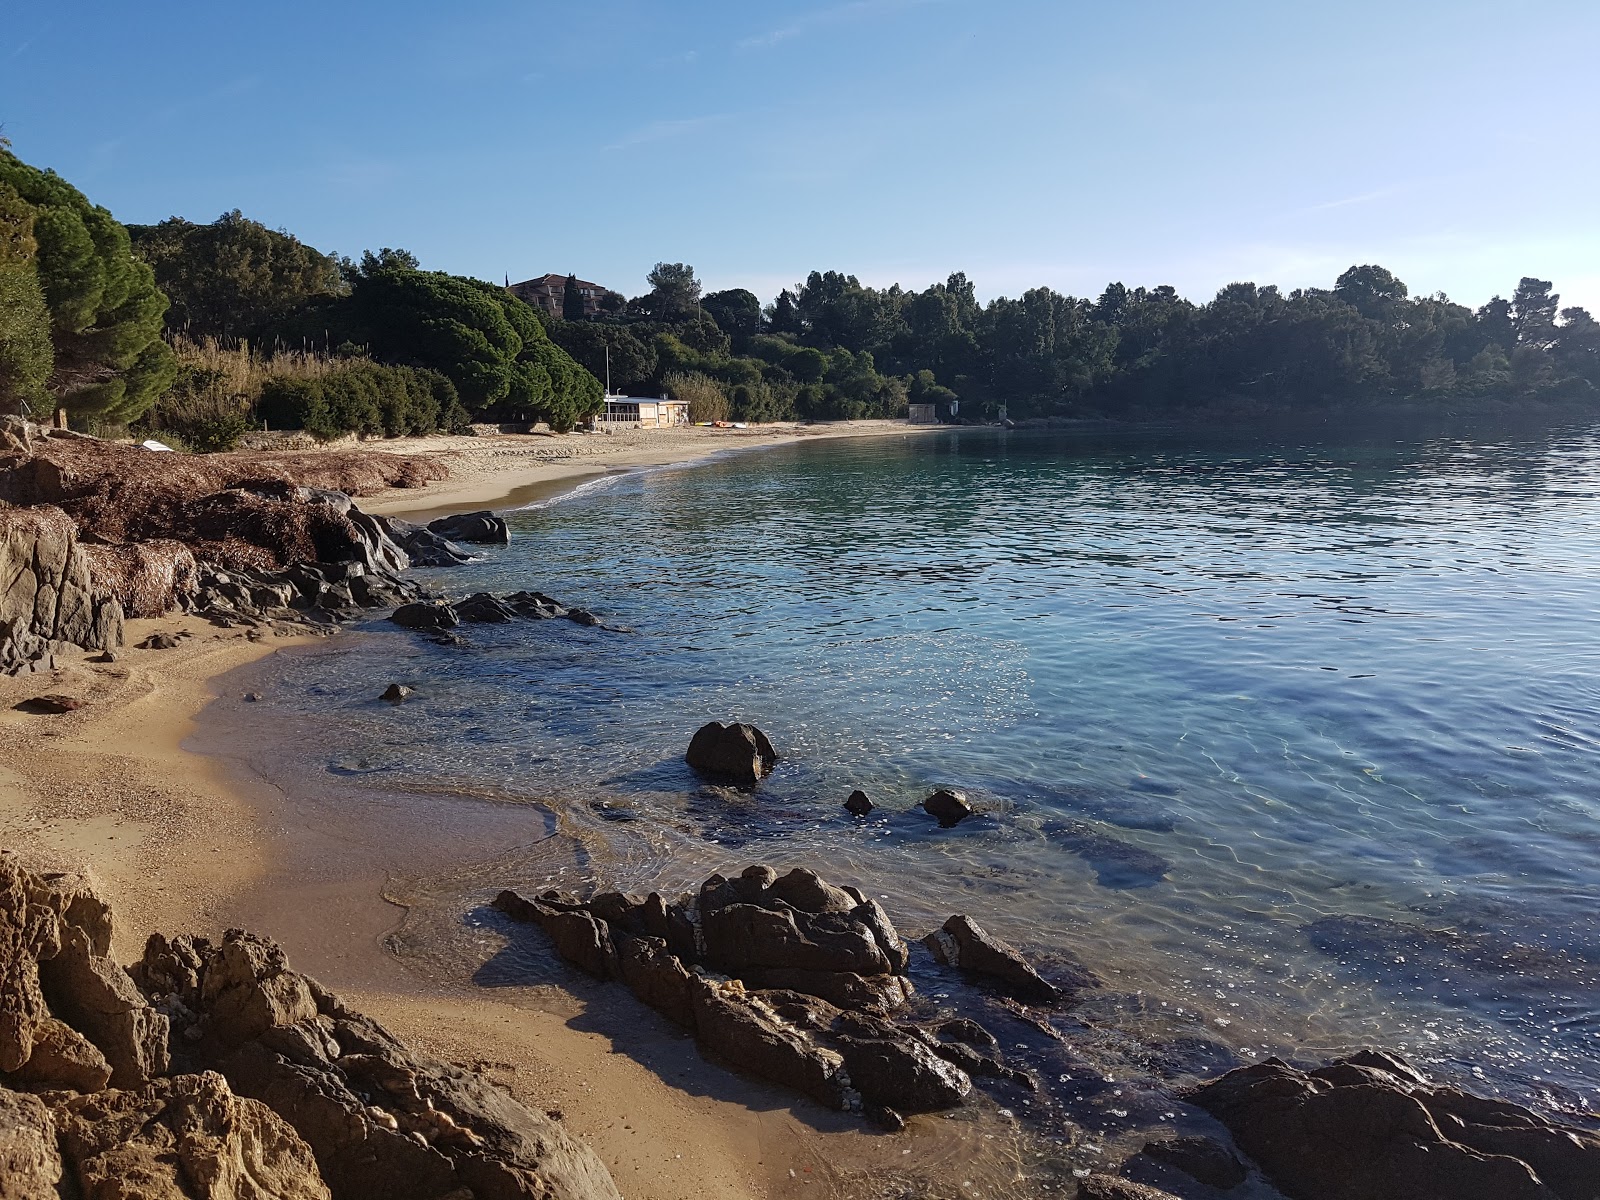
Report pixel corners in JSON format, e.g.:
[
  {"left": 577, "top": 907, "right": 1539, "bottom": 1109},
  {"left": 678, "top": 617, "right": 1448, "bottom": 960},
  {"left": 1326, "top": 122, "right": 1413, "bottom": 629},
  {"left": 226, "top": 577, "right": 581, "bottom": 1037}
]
[
  {"left": 1042, "top": 818, "right": 1170, "bottom": 888},
  {"left": 845, "top": 789, "right": 874, "bottom": 816},
  {"left": 685, "top": 721, "right": 779, "bottom": 787},
  {"left": 922, "top": 788, "right": 973, "bottom": 827},
  {"left": 1140, "top": 1135, "right": 1247, "bottom": 1190},
  {"left": 379, "top": 683, "right": 412, "bottom": 703}
]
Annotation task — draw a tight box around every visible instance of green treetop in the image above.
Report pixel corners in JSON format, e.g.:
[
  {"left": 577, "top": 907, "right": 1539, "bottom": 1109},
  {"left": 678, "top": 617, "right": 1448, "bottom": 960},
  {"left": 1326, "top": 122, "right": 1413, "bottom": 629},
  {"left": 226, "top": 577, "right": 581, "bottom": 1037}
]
[{"left": 0, "top": 148, "right": 175, "bottom": 425}]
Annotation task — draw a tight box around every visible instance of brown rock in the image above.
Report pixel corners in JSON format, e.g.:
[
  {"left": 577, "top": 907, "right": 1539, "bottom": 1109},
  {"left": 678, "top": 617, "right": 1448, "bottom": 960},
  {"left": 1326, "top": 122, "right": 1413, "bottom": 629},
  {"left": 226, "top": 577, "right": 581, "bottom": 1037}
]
[
  {"left": 38, "top": 924, "right": 170, "bottom": 1088},
  {"left": 12, "top": 1016, "right": 112, "bottom": 1092},
  {"left": 701, "top": 901, "right": 891, "bottom": 976},
  {"left": 136, "top": 632, "right": 181, "bottom": 650},
  {"left": 1190, "top": 1051, "right": 1600, "bottom": 1200},
  {"left": 13, "top": 694, "right": 86, "bottom": 714},
  {"left": 0, "top": 852, "right": 59, "bottom": 1074},
  {"left": 614, "top": 935, "right": 696, "bottom": 1028},
  {"left": 922, "top": 788, "right": 973, "bottom": 827},
  {"left": 141, "top": 928, "right": 624, "bottom": 1200},
  {"left": 923, "top": 914, "right": 1065, "bottom": 1003},
  {"left": 685, "top": 721, "right": 778, "bottom": 786},
  {"left": 1140, "top": 1135, "right": 1247, "bottom": 1189},
  {"left": 743, "top": 966, "right": 913, "bottom": 1014},
  {"left": 766, "top": 866, "right": 859, "bottom": 914},
  {"left": 0, "top": 1088, "right": 63, "bottom": 1198},
  {"left": 31, "top": 869, "right": 114, "bottom": 959},
  {"left": 197, "top": 931, "right": 319, "bottom": 1047},
  {"left": 49, "top": 1070, "right": 331, "bottom": 1200},
  {"left": 844, "top": 789, "right": 874, "bottom": 816},
  {"left": 688, "top": 978, "right": 851, "bottom": 1110},
  {"left": 379, "top": 683, "right": 411, "bottom": 703},
  {"left": 0, "top": 505, "right": 123, "bottom": 675}
]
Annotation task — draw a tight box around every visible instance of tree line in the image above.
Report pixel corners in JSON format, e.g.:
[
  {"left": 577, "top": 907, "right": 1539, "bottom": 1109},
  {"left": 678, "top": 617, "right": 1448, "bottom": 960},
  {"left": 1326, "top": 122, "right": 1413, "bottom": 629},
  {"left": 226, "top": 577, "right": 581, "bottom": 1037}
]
[
  {"left": 550, "top": 263, "right": 1599, "bottom": 423},
  {"left": 2, "top": 139, "right": 1596, "bottom": 451}
]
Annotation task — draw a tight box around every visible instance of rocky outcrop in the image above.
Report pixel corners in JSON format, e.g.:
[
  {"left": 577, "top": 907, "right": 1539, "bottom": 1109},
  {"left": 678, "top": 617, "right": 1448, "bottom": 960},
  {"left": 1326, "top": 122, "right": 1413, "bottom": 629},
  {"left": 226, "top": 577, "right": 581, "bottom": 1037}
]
[
  {"left": 493, "top": 865, "right": 1035, "bottom": 1126},
  {"left": 1190, "top": 1050, "right": 1600, "bottom": 1200},
  {"left": 1139, "top": 1135, "right": 1247, "bottom": 1190},
  {"left": 428, "top": 511, "right": 509, "bottom": 545},
  {"left": 0, "top": 852, "right": 623, "bottom": 1200},
  {"left": 384, "top": 518, "right": 474, "bottom": 567},
  {"left": 0, "top": 1087, "right": 62, "bottom": 1196},
  {"left": 922, "top": 913, "right": 1086, "bottom": 1004},
  {"left": 50, "top": 1071, "right": 331, "bottom": 1200},
  {"left": 0, "top": 504, "right": 124, "bottom": 675},
  {"left": 685, "top": 722, "right": 779, "bottom": 787},
  {"left": 388, "top": 592, "right": 626, "bottom": 635},
  {"left": 142, "top": 929, "right": 622, "bottom": 1200}
]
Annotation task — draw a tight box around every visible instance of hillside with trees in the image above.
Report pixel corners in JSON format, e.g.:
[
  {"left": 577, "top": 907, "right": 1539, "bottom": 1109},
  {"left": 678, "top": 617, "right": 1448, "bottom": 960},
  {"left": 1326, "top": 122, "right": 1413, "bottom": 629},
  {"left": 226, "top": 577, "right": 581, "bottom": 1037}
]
[{"left": 1, "top": 139, "right": 1596, "bottom": 450}]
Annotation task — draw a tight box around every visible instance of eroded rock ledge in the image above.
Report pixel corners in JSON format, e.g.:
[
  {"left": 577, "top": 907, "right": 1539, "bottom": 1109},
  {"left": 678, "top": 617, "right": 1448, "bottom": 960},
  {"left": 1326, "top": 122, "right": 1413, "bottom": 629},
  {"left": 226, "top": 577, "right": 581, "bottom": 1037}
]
[
  {"left": 494, "top": 863, "right": 1600, "bottom": 1199},
  {"left": 0, "top": 852, "right": 621, "bottom": 1199}
]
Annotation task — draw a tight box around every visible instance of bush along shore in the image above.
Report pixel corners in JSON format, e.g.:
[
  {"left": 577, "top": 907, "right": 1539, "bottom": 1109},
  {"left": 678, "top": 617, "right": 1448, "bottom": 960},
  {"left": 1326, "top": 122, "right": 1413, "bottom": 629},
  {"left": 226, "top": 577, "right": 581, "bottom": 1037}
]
[{"left": 4, "top": 424, "right": 1599, "bottom": 1198}]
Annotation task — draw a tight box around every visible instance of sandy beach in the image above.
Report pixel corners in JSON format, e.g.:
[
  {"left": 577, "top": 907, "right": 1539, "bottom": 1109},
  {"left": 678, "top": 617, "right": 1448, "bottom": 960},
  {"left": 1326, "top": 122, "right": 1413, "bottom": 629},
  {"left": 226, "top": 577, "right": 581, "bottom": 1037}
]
[
  {"left": 336, "top": 420, "right": 941, "bottom": 519},
  {"left": 0, "top": 420, "right": 1033, "bottom": 1200}
]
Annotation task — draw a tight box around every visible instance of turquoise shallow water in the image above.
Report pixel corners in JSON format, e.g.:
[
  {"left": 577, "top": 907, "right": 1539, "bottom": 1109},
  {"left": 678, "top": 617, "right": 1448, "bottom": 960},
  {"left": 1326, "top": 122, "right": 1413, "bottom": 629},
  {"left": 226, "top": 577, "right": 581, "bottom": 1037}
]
[{"left": 227, "top": 423, "right": 1600, "bottom": 1116}]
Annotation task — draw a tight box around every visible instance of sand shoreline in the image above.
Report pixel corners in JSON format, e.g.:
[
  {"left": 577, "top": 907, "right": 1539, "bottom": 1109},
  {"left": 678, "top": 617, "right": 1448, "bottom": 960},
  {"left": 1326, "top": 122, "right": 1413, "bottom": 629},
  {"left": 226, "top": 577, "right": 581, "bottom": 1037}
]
[
  {"left": 0, "top": 419, "right": 1026, "bottom": 1200},
  {"left": 342, "top": 418, "right": 946, "bottom": 520}
]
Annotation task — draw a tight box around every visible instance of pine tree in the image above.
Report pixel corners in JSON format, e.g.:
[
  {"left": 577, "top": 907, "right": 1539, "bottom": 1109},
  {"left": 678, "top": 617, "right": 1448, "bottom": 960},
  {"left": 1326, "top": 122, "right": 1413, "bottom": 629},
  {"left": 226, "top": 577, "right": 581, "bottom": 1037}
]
[
  {"left": 562, "top": 274, "right": 585, "bottom": 322},
  {"left": 0, "top": 149, "right": 174, "bottom": 425}
]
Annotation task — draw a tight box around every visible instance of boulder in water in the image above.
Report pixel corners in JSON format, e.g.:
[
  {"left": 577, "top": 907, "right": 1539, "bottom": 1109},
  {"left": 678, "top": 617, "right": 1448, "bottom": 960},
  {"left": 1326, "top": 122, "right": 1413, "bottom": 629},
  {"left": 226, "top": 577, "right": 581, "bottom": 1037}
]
[
  {"left": 845, "top": 789, "right": 874, "bottom": 816},
  {"left": 922, "top": 788, "right": 973, "bottom": 827},
  {"left": 428, "top": 510, "right": 510, "bottom": 544},
  {"left": 685, "top": 721, "right": 778, "bottom": 787}
]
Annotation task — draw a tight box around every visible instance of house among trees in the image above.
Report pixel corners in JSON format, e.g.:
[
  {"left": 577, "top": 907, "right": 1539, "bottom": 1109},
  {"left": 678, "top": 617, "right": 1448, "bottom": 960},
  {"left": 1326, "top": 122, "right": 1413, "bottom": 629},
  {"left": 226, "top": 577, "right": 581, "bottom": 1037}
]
[
  {"left": 598, "top": 396, "right": 690, "bottom": 427},
  {"left": 908, "top": 402, "right": 939, "bottom": 424},
  {"left": 509, "top": 273, "right": 618, "bottom": 319}
]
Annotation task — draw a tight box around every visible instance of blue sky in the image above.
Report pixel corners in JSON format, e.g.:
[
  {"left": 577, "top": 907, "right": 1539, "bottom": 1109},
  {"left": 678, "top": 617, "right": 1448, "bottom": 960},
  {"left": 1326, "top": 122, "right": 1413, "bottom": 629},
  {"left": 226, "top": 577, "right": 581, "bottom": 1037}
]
[{"left": 5, "top": 0, "right": 1598, "bottom": 311}]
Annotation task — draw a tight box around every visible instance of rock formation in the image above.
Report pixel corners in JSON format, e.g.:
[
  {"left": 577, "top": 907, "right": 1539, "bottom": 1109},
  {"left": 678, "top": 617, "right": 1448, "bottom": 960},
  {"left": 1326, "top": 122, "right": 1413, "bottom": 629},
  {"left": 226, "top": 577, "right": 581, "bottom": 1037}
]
[
  {"left": 0, "top": 852, "right": 623, "bottom": 1200},
  {"left": 493, "top": 865, "right": 1055, "bottom": 1128},
  {"left": 921, "top": 789, "right": 973, "bottom": 827},
  {"left": 427, "top": 511, "right": 510, "bottom": 545},
  {"left": 1190, "top": 1049, "right": 1600, "bottom": 1200},
  {"left": 685, "top": 722, "right": 779, "bottom": 787},
  {"left": 0, "top": 504, "right": 123, "bottom": 676},
  {"left": 922, "top": 913, "right": 1085, "bottom": 1004}
]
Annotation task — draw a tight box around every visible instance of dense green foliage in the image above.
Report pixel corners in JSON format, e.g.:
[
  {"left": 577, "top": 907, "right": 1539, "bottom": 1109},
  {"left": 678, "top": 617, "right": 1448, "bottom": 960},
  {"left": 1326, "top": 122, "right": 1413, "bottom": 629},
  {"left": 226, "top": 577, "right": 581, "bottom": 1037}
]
[
  {"left": 0, "top": 180, "right": 53, "bottom": 414},
  {"left": 0, "top": 149, "right": 175, "bottom": 424},
  {"left": 4, "top": 139, "right": 1591, "bottom": 440},
  {"left": 127, "top": 211, "right": 345, "bottom": 341},
  {"left": 544, "top": 261, "right": 1600, "bottom": 424},
  {"left": 257, "top": 361, "right": 468, "bottom": 441}
]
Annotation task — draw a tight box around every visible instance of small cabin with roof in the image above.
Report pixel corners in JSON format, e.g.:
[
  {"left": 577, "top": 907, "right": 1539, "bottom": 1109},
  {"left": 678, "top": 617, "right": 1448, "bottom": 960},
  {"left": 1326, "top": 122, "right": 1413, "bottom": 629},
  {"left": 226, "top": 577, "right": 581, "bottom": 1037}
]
[{"left": 599, "top": 397, "right": 690, "bottom": 428}]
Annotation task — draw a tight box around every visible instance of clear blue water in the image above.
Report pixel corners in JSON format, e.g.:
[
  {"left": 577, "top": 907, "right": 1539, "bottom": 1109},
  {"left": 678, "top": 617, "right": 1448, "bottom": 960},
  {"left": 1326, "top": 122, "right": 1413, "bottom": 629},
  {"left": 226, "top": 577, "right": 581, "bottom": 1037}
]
[{"left": 225, "top": 424, "right": 1600, "bottom": 1117}]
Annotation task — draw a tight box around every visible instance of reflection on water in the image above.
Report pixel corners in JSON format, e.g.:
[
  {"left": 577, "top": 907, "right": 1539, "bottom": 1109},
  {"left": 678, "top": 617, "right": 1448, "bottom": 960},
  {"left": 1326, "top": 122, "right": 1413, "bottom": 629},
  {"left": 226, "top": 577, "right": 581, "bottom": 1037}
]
[{"left": 223, "top": 422, "right": 1600, "bottom": 1119}]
